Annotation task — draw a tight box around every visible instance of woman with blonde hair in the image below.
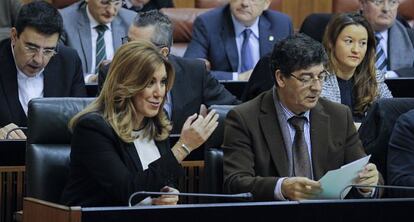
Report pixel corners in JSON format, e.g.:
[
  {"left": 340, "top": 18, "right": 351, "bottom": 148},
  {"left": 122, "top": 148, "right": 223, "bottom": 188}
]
[
  {"left": 321, "top": 12, "right": 392, "bottom": 122},
  {"left": 61, "top": 40, "right": 218, "bottom": 207}
]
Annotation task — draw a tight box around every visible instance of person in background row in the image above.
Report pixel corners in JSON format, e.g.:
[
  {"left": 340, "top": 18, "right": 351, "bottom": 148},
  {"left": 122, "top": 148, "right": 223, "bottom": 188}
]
[
  {"left": 184, "top": 0, "right": 293, "bottom": 80},
  {"left": 223, "top": 34, "right": 381, "bottom": 201},
  {"left": 0, "top": 1, "right": 86, "bottom": 140},
  {"left": 321, "top": 12, "right": 392, "bottom": 123},
  {"left": 387, "top": 109, "right": 414, "bottom": 197},
  {"left": 123, "top": 0, "right": 173, "bottom": 13},
  {"left": 99, "top": 10, "right": 240, "bottom": 134},
  {"left": 359, "top": 0, "right": 414, "bottom": 77},
  {"left": 0, "top": 0, "right": 22, "bottom": 42},
  {"left": 60, "top": 0, "right": 136, "bottom": 83},
  {"left": 61, "top": 40, "right": 219, "bottom": 207}
]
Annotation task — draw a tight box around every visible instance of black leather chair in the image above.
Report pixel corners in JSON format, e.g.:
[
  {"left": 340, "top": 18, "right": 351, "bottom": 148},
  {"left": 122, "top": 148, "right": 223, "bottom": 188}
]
[
  {"left": 203, "top": 105, "right": 234, "bottom": 201},
  {"left": 26, "top": 97, "right": 94, "bottom": 203},
  {"left": 359, "top": 98, "right": 414, "bottom": 188}
]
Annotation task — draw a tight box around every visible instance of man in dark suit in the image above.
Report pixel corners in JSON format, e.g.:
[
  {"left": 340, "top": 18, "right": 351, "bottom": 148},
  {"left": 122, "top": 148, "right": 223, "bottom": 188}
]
[
  {"left": 0, "top": 1, "right": 86, "bottom": 140},
  {"left": 223, "top": 34, "right": 381, "bottom": 201},
  {"left": 387, "top": 109, "right": 414, "bottom": 197},
  {"left": 360, "top": 0, "right": 414, "bottom": 77},
  {"left": 99, "top": 10, "right": 240, "bottom": 134},
  {"left": 184, "top": 0, "right": 293, "bottom": 80}
]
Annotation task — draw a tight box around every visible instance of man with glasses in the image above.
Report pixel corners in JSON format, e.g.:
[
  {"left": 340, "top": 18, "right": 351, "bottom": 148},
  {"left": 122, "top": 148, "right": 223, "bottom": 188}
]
[
  {"left": 360, "top": 0, "right": 414, "bottom": 77},
  {"left": 60, "top": 0, "right": 136, "bottom": 83},
  {"left": 184, "top": 0, "right": 293, "bottom": 80},
  {"left": 223, "top": 34, "right": 381, "bottom": 201},
  {"left": 0, "top": 1, "right": 86, "bottom": 140},
  {"left": 99, "top": 10, "right": 240, "bottom": 134}
]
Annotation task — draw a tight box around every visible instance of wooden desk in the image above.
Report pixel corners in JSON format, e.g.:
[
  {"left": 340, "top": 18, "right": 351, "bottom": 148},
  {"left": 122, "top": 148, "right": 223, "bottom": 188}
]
[
  {"left": 0, "top": 140, "right": 26, "bottom": 222},
  {"left": 23, "top": 197, "right": 414, "bottom": 222}
]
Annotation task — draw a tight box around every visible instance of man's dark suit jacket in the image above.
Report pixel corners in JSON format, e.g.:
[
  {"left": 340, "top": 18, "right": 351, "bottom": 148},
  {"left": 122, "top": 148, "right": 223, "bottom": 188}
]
[
  {"left": 387, "top": 109, "right": 414, "bottom": 197},
  {"left": 223, "top": 89, "right": 376, "bottom": 201},
  {"left": 0, "top": 39, "right": 86, "bottom": 128},
  {"left": 99, "top": 54, "right": 240, "bottom": 134},
  {"left": 241, "top": 53, "right": 273, "bottom": 101},
  {"left": 184, "top": 5, "right": 293, "bottom": 80},
  {"left": 60, "top": 112, "right": 183, "bottom": 207}
]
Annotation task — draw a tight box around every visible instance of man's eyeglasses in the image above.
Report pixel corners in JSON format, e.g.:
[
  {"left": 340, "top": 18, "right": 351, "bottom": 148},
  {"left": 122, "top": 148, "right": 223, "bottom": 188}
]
[
  {"left": 289, "top": 71, "right": 329, "bottom": 86},
  {"left": 121, "top": 36, "right": 167, "bottom": 49},
  {"left": 368, "top": 0, "right": 400, "bottom": 8},
  {"left": 23, "top": 45, "right": 57, "bottom": 59},
  {"left": 99, "top": 0, "right": 122, "bottom": 7}
]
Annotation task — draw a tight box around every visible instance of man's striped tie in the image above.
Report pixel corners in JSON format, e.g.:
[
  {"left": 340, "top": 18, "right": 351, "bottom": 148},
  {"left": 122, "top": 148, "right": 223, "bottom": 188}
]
[
  {"left": 375, "top": 34, "right": 388, "bottom": 73},
  {"left": 95, "top": 25, "right": 108, "bottom": 74}
]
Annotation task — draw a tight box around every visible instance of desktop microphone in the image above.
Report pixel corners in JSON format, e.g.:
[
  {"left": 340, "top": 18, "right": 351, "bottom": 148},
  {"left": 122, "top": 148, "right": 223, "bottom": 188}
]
[
  {"left": 5, "top": 127, "right": 28, "bottom": 140},
  {"left": 128, "top": 191, "right": 253, "bottom": 207},
  {"left": 339, "top": 184, "right": 414, "bottom": 199}
]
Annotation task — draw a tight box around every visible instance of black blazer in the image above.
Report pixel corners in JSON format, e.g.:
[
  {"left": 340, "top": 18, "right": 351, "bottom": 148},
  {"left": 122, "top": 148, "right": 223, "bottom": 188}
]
[
  {"left": 60, "top": 112, "right": 183, "bottom": 207},
  {"left": 241, "top": 54, "right": 273, "bottom": 102},
  {"left": 99, "top": 54, "right": 240, "bottom": 134},
  {"left": 0, "top": 39, "right": 86, "bottom": 128}
]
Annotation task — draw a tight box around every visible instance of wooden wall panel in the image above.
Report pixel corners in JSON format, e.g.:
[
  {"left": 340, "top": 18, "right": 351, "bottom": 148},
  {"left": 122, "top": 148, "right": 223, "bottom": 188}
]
[
  {"left": 280, "top": 0, "right": 332, "bottom": 30},
  {"left": 174, "top": 0, "right": 195, "bottom": 8}
]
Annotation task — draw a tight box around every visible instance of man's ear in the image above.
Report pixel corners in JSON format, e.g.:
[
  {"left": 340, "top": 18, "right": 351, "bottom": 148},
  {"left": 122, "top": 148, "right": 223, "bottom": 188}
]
[
  {"left": 263, "top": 0, "right": 272, "bottom": 10},
  {"left": 10, "top": 28, "right": 17, "bottom": 46},
  {"left": 275, "top": 69, "right": 286, "bottom": 88},
  {"left": 160, "top": 47, "right": 169, "bottom": 57}
]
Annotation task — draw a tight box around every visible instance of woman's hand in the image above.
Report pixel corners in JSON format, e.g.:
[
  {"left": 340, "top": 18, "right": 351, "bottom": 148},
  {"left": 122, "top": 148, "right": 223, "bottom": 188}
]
[
  {"left": 178, "top": 106, "right": 219, "bottom": 152},
  {"left": 151, "top": 186, "right": 179, "bottom": 205}
]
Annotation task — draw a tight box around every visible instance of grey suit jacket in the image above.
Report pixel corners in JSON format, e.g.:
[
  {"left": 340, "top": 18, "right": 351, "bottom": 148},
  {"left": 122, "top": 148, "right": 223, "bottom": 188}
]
[
  {"left": 223, "top": 89, "right": 369, "bottom": 201},
  {"left": 59, "top": 1, "right": 136, "bottom": 74},
  {"left": 0, "top": 0, "right": 21, "bottom": 41},
  {"left": 320, "top": 70, "right": 393, "bottom": 104},
  {"left": 388, "top": 20, "right": 414, "bottom": 77}
]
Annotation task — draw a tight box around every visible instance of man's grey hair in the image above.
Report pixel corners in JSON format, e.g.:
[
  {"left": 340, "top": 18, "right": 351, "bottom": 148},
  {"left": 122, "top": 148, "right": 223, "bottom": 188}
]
[{"left": 133, "top": 10, "right": 173, "bottom": 48}]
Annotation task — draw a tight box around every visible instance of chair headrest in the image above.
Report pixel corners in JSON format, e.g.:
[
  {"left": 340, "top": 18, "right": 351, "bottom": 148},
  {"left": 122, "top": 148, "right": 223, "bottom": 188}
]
[
  {"left": 27, "top": 97, "right": 94, "bottom": 144},
  {"left": 205, "top": 105, "right": 235, "bottom": 149},
  {"left": 160, "top": 8, "right": 211, "bottom": 43}
]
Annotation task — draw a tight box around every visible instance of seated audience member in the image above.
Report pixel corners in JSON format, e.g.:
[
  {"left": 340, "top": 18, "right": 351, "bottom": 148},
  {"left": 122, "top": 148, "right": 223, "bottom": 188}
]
[
  {"left": 0, "top": 1, "right": 86, "bottom": 140},
  {"left": 99, "top": 10, "right": 240, "bottom": 134},
  {"left": 223, "top": 34, "right": 381, "bottom": 201},
  {"left": 123, "top": 0, "right": 173, "bottom": 13},
  {"left": 61, "top": 40, "right": 219, "bottom": 207},
  {"left": 321, "top": 12, "right": 392, "bottom": 122},
  {"left": 359, "top": 0, "right": 414, "bottom": 77},
  {"left": 387, "top": 109, "right": 414, "bottom": 197},
  {"left": 59, "top": 0, "right": 136, "bottom": 83},
  {"left": 0, "top": 0, "right": 21, "bottom": 41},
  {"left": 184, "top": 0, "right": 293, "bottom": 80}
]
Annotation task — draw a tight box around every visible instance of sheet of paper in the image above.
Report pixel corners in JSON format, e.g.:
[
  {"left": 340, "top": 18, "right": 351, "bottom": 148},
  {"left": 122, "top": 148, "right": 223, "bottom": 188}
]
[{"left": 315, "top": 155, "right": 371, "bottom": 199}]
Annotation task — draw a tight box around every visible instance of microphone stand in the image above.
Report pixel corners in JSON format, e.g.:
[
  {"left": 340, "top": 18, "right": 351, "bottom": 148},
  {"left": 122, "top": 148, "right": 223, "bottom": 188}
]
[
  {"left": 128, "top": 191, "right": 253, "bottom": 207},
  {"left": 4, "top": 127, "right": 28, "bottom": 140},
  {"left": 339, "top": 184, "right": 414, "bottom": 199}
]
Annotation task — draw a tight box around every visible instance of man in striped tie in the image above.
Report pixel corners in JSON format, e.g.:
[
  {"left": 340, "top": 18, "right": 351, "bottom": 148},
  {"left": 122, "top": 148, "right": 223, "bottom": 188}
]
[
  {"left": 360, "top": 0, "right": 414, "bottom": 77},
  {"left": 60, "top": 0, "right": 136, "bottom": 83}
]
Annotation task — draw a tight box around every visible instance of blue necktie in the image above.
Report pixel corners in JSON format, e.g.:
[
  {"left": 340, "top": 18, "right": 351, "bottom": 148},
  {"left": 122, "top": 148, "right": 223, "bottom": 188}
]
[
  {"left": 95, "top": 25, "right": 108, "bottom": 74},
  {"left": 240, "top": 28, "right": 254, "bottom": 72},
  {"left": 375, "top": 34, "right": 388, "bottom": 73}
]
